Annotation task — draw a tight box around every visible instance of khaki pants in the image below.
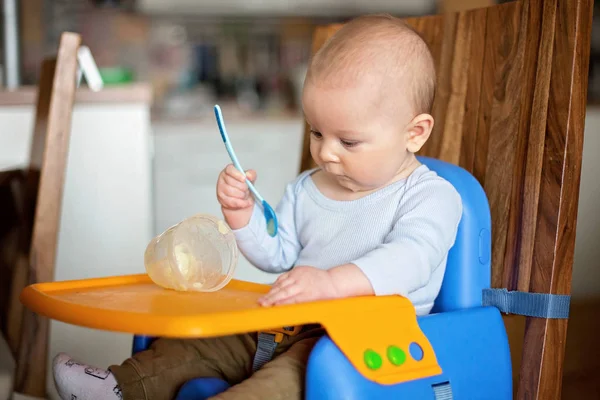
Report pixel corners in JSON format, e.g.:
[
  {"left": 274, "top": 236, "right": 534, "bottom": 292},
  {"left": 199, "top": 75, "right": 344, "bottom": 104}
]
[{"left": 109, "top": 326, "right": 325, "bottom": 400}]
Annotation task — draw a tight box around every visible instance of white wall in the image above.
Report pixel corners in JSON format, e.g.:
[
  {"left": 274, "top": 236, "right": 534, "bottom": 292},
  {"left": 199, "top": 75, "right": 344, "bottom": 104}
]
[
  {"left": 572, "top": 108, "right": 600, "bottom": 300},
  {"left": 0, "top": 106, "right": 34, "bottom": 170},
  {"left": 152, "top": 117, "right": 304, "bottom": 284},
  {"left": 0, "top": 102, "right": 154, "bottom": 399}
]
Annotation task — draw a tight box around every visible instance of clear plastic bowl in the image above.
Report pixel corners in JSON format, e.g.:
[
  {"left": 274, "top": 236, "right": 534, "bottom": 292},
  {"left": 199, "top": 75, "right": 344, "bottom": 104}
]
[{"left": 144, "top": 214, "right": 238, "bottom": 292}]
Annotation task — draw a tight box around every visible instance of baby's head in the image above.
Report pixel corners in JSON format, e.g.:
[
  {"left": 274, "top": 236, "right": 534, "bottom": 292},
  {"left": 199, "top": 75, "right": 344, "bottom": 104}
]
[{"left": 302, "top": 14, "right": 436, "bottom": 192}]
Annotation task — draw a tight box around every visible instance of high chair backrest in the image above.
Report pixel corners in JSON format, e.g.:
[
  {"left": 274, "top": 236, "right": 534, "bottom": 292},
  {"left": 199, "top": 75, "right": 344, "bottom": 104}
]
[
  {"left": 299, "top": 1, "right": 592, "bottom": 399},
  {"left": 4, "top": 32, "right": 81, "bottom": 397},
  {"left": 418, "top": 156, "right": 491, "bottom": 313}
]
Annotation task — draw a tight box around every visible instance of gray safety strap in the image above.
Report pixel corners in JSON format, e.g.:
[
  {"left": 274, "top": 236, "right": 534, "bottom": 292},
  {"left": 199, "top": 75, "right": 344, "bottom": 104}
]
[
  {"left": 252, "top": 332, "right": 279, "bottom": 372},
  {"left": 482, "top": 288, "right": 570, "bottom": 319},
  {"left": 432, "top": 382, "right": 453, "bottom": 400}
]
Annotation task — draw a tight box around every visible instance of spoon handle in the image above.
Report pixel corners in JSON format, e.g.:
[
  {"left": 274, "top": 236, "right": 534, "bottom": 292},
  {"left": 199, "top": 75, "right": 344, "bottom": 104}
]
[{"left": 214, "top": 105, "right": 265, "bottom": 203}]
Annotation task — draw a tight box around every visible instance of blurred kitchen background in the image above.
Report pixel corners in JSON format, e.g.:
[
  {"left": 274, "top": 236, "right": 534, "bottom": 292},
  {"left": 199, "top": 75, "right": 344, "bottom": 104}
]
[{"left": 11, "top": 0, "right": 441, "bottom": 119}]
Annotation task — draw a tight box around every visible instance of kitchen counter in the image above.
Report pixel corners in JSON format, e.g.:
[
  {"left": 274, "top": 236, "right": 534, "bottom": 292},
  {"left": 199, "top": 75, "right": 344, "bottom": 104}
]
[{"left": 0, "top": 82, "right": 152, "bottom": 106}]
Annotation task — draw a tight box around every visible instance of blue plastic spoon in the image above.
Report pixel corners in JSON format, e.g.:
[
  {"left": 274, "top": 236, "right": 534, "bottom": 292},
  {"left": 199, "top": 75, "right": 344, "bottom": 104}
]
[{"left": 214, "top": 105, "right": 278, "bottom": 237}]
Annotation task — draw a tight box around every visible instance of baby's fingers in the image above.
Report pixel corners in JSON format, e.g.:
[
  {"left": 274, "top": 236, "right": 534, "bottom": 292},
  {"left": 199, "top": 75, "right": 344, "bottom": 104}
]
[
  {"left": 225, "top": 164, "right": 246, "bottom": 182},
  {"left": 258, "top": 285, "right": 299, "bottom": 306},
  {"left": 219, "top": 183, "right": 247, "bottom": 200},
  {"left": 245, "top": 169, "right": 257, "bottom": 183},
  {"left": 225, "top": 164, "right": 257, "bottom": 184},
  {"left": 223, "top": 173, "right": 249, "bottom": 193},
  {"left": 218, "top": 194, "right": 253, "bottom": 210}
]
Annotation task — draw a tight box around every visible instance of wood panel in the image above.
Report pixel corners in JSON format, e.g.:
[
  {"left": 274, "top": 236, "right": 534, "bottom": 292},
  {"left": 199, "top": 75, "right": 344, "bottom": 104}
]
[
  {"left": 299, "top": 1, "right": 592, "bottom": 398},
  {"left": 459, "top": 7, "right": 488, "bottom": 173},
  {"left": 438, "top": 0, "right": 496, "bottom": 13},
  {"left": 511, "top": 0, "right": 557, "bottom": 295},
  {"left": 4, "top": 61, "right": 58, "bottom": 357},
  {"left": 405, "top": 14, "right": 447, "bottom": 160},
  {"left": 519, "top": 0, "right": 593, "bottom": 398},
  {"left": 482, "top": 2, "right": 524, "bottom": 290},
  {"left": 12, "top": 31, "right": 81, "bottom": 397}
]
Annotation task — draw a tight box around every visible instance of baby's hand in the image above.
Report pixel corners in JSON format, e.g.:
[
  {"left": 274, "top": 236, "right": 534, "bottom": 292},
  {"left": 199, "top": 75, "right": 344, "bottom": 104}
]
[
  {"left": 217, "top": 164, "right": 257, "bottom": 230},
  {"left": 258, "top": 266, "right": 340, "bottom": 306}
]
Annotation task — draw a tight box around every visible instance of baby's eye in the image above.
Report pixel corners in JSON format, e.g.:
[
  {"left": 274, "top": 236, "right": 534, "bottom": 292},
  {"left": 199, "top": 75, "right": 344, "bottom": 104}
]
[
  {"left": 340, "top": 139, "right": 359, "bottom": 148},
  {"left": 310, "top": 130, "right": 323, "bottom": 139}
]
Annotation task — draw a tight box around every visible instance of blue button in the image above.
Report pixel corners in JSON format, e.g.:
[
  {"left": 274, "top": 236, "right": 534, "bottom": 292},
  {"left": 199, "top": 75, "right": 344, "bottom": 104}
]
[
  {"left": 479, "top": 228, "right": 490, "bottom": 264},
  {"left": 409, "top": 342, "right": 424, "bottom": 361}
]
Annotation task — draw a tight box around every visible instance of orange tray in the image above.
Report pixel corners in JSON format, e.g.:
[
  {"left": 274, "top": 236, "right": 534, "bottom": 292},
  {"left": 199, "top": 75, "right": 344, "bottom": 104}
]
[{"left": 21, "top": 273, "right": 441, "bottom": 385}]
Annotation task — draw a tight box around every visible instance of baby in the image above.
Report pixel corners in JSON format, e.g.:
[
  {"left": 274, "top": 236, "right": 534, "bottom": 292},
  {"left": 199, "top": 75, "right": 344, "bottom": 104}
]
[{"left": 52, "top": 14, "right": 462, "bottom": 400}]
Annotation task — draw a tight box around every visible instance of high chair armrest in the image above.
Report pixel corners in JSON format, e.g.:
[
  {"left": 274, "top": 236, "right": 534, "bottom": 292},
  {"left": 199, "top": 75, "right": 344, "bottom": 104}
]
[{"left": 306, "top": 306, "right": 511, "bottom": 400}]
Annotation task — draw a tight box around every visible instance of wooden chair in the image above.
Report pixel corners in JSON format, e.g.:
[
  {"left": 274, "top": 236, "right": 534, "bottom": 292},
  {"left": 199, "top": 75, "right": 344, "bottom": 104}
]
[
  {"left": 300, "top": 0, "right": 592, "bottom": 398},
  {"left": 0, "top": 31, "right": 81, "bottom": 397}
]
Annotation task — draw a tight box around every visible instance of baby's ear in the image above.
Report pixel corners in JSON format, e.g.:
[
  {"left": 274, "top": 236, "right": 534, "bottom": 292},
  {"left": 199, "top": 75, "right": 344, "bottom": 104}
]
[{"left": 405, "top": 113, "right": 434, "bottom": 153}]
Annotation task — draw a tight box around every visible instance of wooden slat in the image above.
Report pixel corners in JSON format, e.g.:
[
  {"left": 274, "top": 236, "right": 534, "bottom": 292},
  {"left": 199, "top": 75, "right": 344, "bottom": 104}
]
[
  {"left": 405, "top": 15, "right": 444, "bottom": 73},
  {"left": 420, "top": 13, "right": 457, "bottom": 159},
  {"left": 438, "top": 0, "right": 495, "bottom": 13},
  {"left": 518, "top": 0, "right": 593, "bottom": 398},
  {"left": 516, "top": 0, "right": 557, "bottom": 293},
  {"left": 13, "top": 31, "right": 81, "bottom": 397},
  {"left": 471, "top": 2, "right": 498, "bottom": 187},
  {"left": 459, "top": 7, "right": 488, "bottom": 173},
  {"left": 5, "top": 61, "right": 55, "bottom": 358},
  {"left": 437, "top": 11, "right": 475, "bottom": 165},
  {"left": 501, "top": 0, "right": 553, "bottom": 292},
  {"left": 404, "top": 15, "right": 445, "bottom": 161},
  {"left": 481, "top": 1, "right": 523, "bottom": 289}
]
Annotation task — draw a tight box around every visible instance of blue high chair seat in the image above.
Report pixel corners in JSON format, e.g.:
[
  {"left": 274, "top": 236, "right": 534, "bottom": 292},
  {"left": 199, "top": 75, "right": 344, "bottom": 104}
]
[{"left": 133, "top": 156, "right": 512, "bottom": 399}]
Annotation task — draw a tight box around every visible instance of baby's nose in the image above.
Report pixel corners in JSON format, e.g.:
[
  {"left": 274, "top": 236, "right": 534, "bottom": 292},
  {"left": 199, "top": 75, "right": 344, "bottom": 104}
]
[{"left": 319, "top": 144, "right": 339, "bottom": 163}]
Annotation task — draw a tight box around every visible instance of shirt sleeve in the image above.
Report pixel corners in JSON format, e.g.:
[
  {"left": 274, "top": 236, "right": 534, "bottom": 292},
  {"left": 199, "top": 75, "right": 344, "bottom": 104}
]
[
  {"left": 351, "top": 179, "right": 463, "bottom": 297},
  {"left": 232, "top": 178, "right": 302, "bottom": 273}
]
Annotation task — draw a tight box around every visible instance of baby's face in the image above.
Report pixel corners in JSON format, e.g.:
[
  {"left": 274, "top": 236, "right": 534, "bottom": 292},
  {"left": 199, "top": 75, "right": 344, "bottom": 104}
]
[{"left": 302, "top": 78, "right": 416, "bottom": 193}]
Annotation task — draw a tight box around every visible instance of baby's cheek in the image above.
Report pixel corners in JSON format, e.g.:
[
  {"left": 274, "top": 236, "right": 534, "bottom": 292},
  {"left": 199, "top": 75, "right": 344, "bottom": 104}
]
[
  {"left": 354, "top": 158, "right": 384, "bottom": 178},
  {"left": 357, "top": 163, "right": 395, "bottom": 187}
]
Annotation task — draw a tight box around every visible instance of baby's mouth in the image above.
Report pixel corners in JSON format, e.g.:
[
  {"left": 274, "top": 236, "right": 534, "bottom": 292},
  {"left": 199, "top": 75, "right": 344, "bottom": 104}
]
[{"left": 322, "top": 167, "right": 350, "bottom": 181}]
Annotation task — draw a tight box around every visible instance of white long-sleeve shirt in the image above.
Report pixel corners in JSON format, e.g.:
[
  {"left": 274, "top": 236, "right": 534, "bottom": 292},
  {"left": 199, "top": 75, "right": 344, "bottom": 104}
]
[{"left": 233, "top": 164, "right": 462, "bottom": 315}]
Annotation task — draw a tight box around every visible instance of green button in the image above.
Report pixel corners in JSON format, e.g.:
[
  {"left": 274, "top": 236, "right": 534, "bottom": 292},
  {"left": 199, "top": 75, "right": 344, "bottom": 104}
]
[
  {"left": 363, "top": 349, "right": 383, "bottom": 370},
  {"left": 387, "top": 345, "right": 406, "bottom": 366}
]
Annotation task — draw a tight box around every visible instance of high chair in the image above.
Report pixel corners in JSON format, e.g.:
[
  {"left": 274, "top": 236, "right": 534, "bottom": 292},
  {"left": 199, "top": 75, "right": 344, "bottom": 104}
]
[
  {"left": 18, "top": 0, "right": 591, "bottom": 399},
  {"left": 132, "top": 155, "right": 507, "bottom": 400}
]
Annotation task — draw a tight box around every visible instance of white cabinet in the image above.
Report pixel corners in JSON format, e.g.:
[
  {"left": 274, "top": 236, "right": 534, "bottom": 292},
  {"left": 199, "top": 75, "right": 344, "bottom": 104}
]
[{"left": 0, "top": 84, "right": 154, "bottom": 399}]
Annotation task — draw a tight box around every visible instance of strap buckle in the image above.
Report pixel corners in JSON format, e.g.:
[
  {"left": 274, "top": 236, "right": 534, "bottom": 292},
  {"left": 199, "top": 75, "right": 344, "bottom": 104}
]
[
  {"left": 252, "top": 326, "right": 303, "bottom": 371},
  {"left": 263, "top": 331, "right": 285, "bottom": 343},
  {"left": 261, "top": 326, "right": 302, "bottom": 341}
]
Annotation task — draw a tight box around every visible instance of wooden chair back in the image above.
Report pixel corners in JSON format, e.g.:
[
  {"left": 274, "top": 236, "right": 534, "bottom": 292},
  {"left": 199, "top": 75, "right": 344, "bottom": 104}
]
[
  {"left": 0, "top": 31, "right": 81, "bottom": 396},
  {"left": 299, "top": 1, "right": 592, "bottom": 399}
]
